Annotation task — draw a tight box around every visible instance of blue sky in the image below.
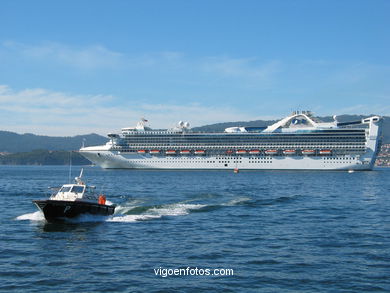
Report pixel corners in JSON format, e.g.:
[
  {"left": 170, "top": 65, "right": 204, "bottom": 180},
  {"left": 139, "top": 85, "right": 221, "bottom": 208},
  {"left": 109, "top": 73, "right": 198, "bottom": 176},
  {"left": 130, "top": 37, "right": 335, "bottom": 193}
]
[{"left": 0, "top": 0, "right": 389, "bottom": 135}]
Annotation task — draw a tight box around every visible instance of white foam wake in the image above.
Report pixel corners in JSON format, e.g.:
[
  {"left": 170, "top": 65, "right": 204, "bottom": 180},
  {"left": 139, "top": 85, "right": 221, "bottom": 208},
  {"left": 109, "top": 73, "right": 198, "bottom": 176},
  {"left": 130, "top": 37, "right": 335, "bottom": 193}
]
[
  {"left": 223, "top": 196, "right": 252, "bottom": 206},
  {"left": 149, "top": 203, "right": 205, "bottom": 216},
  {"left": 108, "top": 203, "right": 206, "bottom": 223},
  {"left": 16, "top": 211, "right": 111, "bottom": 223},
  {"left": 114, "top": 199, "right": 146, "bottom": 215},
  {"left": 16, "top": 211, "right": 45, "bottom": 221},
  {"left": 107, "top": 214, "right": 161, "bottom": 222},
  {"left": 105, "top": 200, "right": 114, "bottom": 206}
]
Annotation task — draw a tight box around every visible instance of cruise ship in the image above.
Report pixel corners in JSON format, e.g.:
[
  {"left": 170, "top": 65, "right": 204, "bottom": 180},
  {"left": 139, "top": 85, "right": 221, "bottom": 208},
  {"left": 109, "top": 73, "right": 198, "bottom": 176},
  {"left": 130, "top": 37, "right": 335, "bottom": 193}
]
[{"left": 79, "top": 111, "right": 382, "bottom": 170}]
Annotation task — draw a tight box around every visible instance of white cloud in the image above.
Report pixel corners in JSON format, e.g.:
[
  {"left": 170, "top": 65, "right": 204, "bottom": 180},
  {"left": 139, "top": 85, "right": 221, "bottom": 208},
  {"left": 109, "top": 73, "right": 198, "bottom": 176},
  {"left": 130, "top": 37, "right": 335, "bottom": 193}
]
[
  {"left": 1, "top": 84, "right": 388, "bottom": 136},
  {"left": 138, "top": 103, "right": 253, "bottom": 128},
  {"left": 0, "top": 85, "right": 259, "bottom": 136},
  {"left": 335, "top": 104, "right": 390, "bottom": 116},
  {"left": 2, "top": 41, "right": 124, "bottom": 70},
  {"left": 1, "top": 41, "right": 282, "bottom": 86},
  {"left": 201, "top": 57, "right": 282, "bottom": 87},
  {"left": 0, "top": 85, "right": 113, "bottom": 108},
  {"left": 1, "top": 41, "right": 389, "bottom": 127}
]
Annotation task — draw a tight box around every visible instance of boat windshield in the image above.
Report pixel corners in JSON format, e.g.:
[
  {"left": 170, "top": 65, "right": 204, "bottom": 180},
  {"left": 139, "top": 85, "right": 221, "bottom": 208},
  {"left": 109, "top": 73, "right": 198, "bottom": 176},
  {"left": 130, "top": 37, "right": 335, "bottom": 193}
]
[
  {"left": 71, "top": 186, "right": 84, "bottom": 193},
  {"left": 60, "top": 186, "right": 71, "bottom": 193}
]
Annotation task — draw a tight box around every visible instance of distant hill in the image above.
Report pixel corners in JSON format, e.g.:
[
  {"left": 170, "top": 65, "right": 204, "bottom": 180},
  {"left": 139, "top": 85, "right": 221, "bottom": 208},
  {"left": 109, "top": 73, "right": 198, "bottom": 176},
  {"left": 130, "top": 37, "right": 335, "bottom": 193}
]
[
  {"left": 192, "top": 115, "right": 390, "bottom": 143},
  {"left": 0, "top": 150, "right": 90, "bottom": 165},
  {"left": 0, "top": 131, "right": 107, "bottom": 153}
]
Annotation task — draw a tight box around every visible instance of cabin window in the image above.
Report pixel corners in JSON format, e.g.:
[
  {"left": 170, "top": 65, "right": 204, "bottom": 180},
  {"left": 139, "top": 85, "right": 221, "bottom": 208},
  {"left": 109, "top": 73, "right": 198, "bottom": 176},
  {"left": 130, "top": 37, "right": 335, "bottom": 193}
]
[
  {"left": 71, "top": 186, "right": 84, "bottom": 193},
  {"left": 60, "top": 186, "right": 71, "bottom": 193}
]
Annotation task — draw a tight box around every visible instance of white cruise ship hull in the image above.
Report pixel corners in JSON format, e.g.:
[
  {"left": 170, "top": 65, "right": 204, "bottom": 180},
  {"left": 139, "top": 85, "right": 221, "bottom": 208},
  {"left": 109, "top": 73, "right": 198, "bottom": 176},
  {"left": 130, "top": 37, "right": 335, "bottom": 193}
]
[{"left": 79, "top": 151, "right": 375, "bottom": 170}]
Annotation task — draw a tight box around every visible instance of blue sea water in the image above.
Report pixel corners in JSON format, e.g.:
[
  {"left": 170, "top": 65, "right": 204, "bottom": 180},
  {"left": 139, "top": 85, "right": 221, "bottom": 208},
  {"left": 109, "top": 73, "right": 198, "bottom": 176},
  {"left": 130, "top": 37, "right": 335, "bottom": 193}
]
[{"left": 0, "top": 165, "right": 389, "bottom": 292}]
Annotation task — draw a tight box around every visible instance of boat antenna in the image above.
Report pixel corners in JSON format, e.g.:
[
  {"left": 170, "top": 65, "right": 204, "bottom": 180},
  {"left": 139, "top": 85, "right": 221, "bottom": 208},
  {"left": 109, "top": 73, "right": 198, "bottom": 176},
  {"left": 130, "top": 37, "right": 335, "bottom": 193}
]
[
  {"left": 75, "top": 168, "right": 84, "bottom": 185},
  {"left": 68, "top": 151, "right": 72, "bottom": 183}
]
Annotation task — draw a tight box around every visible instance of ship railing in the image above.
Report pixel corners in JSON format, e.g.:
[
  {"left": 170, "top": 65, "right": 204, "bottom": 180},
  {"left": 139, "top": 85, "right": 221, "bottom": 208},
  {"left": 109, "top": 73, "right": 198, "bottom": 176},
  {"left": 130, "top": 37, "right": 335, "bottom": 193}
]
[
  {"left": 116, "top": 148, "right": 366, "bottom": 156},
  {"left": 115, "top": 144, "right": 366, "bottom": 151}
]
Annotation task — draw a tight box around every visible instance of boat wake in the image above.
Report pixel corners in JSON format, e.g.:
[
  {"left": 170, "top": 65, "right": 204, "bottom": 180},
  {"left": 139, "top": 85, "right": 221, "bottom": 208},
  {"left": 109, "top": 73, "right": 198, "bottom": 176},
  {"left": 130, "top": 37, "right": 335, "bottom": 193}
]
[
  {"left": 16, "top": 211, "right": 45, "bottom": 221},
  {"left": 108, "top": 195, "right": 252, "bottom": 223},
  {"left": 16, "top": 195, "right": 252, "bottom": 224},
  {"left": 108, "top": 202, "right": 207, "bottom": 222}
]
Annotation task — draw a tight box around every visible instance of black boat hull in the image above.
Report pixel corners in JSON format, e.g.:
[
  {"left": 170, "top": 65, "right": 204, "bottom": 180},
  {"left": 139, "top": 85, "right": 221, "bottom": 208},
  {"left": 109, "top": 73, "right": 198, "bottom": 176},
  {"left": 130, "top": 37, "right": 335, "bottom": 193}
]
[{"left": 33, "top": 200, "right": 116, "bottom": 222}]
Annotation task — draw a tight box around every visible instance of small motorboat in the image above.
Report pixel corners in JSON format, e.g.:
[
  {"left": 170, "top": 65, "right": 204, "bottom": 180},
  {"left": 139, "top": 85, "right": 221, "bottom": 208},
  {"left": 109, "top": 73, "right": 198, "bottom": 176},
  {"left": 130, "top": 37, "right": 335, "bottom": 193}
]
[{"left": 33, "top": 169, "right": 115, "bottom": 222}]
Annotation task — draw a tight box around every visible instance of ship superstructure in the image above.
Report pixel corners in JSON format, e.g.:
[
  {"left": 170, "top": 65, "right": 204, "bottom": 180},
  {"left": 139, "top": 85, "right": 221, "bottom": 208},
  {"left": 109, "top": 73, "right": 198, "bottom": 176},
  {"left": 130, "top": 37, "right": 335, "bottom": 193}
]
[{"left": 79, "top": 112, "right": 382, "bottom": 170}]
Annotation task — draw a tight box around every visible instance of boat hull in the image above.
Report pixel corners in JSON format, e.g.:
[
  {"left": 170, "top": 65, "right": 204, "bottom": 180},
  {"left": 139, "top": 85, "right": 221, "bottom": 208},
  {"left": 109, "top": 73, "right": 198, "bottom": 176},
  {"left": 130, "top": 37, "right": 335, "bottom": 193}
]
[
  {"left": 33, "top": 200, "right": 115, "bottom": 222},
  {"left": 79, "top": 151, "right": 375, "bottom": 170}
]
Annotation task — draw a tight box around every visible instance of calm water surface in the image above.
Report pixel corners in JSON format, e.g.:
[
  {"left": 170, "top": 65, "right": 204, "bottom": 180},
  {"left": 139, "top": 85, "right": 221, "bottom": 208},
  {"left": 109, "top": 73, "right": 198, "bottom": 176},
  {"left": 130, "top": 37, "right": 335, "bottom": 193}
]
[{"left": 0, "top": 166, "right": 389, "bottom": 292}]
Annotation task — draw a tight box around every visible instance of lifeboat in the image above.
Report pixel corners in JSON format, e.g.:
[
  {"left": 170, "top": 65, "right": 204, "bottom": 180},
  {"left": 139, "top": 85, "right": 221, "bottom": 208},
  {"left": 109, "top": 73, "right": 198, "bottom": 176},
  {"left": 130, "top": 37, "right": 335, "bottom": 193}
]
[
  {"left": 249, "top": 150, "right": 261, "bottom": 155},
  {"left": 302, "top": 149, "right": 315, "bottom": 155},
  {"left": 265, "top": 149, "right": 278, "bottom": 155},
  {"left": 319, "top": 149, "right": 332, "bottom": 155},
  {"left": 226, "top": 150, "right": 233, "bottom": 154},
  {"left": 283, "top": 149, "right": 296, "bottom": 155},
  {"left": 236, "top": 150, "right": 247, "bottom": 155},
  {"left": 180, "top": 150, "right": 191, "bottom": 155},
  {"left": 150, "top": 150, "right": 160, "bottom": 155},
  {"left": 194, "top": 150, "right": 205, "bottom": 155},
  {"left": 165, "top": 150, "right": 176, "bottom": 155},
  {"left": 137, "top": 150, "right": 147, "bottom": 154}
]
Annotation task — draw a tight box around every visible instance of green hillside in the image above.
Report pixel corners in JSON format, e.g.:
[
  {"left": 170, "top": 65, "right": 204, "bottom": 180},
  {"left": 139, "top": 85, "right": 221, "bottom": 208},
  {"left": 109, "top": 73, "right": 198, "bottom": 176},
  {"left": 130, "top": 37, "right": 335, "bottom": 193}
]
[
  {"left": 0, "top": 150, "right": 90, "bottom": 165},
  {"left": 0, "top": 131, "right": 107, "bottom": 153}
]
